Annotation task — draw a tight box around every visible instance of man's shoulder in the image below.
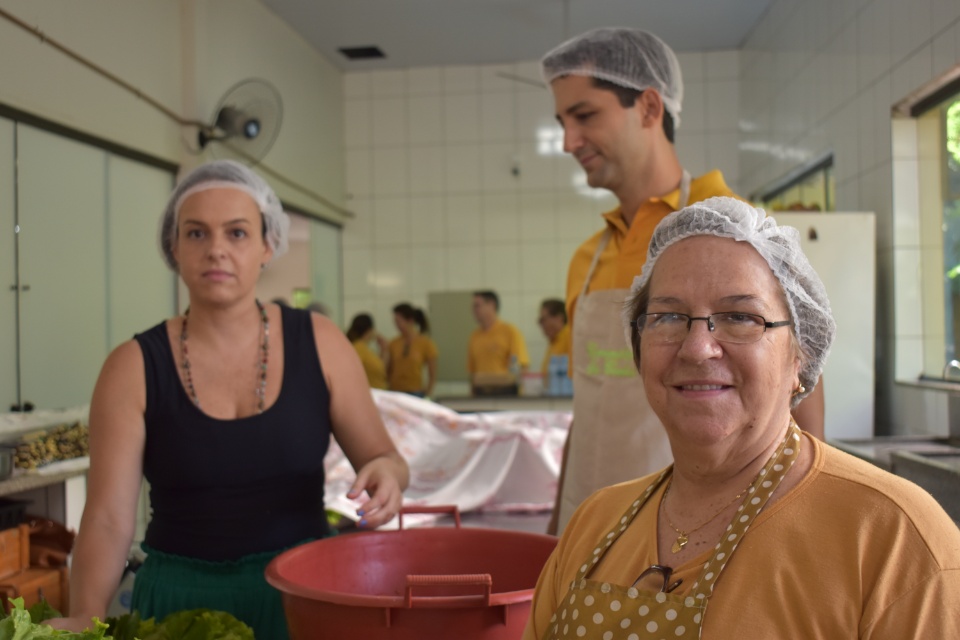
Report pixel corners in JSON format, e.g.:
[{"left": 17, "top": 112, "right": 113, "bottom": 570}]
[{"left": 689, "top": 169, "right": 741, "bottom": 202}]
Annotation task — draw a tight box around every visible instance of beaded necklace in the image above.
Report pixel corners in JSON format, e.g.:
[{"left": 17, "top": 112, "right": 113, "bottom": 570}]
[{"left": 179, "top": 299, "right": 269, "bottom": 413}]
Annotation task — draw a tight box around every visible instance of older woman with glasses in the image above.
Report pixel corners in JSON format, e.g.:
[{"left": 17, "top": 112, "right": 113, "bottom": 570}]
[{"left": 523, "top": 197, "right": 960, "bottom": 639}]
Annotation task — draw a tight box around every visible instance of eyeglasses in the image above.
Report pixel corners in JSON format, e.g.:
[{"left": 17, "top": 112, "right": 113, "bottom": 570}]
[
  {"left": 635, "top": 312, "right": 792, "bottom": 345},
  {"left": 632, "top": 564, "right": 683, "bottom": 593}
]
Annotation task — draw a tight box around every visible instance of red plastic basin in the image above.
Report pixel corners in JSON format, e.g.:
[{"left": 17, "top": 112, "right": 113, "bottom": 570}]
[{"left": 265, "top": 510, "right": 557, "bottom": 640}]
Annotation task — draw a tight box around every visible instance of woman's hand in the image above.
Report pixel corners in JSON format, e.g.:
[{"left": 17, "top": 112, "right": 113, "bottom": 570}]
[
  {"left": 46, "top": 617, "right": 99, "bottom": 632},
  {"left": 375, "top": 334, "right": 390, "bottom": 355},
  {"left": 347, "top": 453, "right": 406, "bottom": 529}
]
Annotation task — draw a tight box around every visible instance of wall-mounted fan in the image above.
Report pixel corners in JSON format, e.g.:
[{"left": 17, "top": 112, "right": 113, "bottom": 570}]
[{"left": 198, "top": 78, "right": 283, "bottom": 164}]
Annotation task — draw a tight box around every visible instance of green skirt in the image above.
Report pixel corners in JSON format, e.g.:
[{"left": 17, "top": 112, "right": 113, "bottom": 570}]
[{"left": 131, "top": 544, "right": 295, "bottom": 640}]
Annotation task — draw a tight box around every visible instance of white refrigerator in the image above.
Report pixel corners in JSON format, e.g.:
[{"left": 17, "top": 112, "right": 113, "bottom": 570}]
[{"left": 772, "top": 212, "right": 876, "bottom": 440}]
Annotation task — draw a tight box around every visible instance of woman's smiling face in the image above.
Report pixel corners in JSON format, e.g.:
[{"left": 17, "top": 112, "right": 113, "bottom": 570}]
[{"left": 639, "top": 235, "right": 801, "bottom": 447}]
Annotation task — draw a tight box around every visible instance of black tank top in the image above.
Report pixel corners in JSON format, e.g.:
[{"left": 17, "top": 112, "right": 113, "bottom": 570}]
[{"left": 135, "top": 306, "right": 332, "bottom": 561}]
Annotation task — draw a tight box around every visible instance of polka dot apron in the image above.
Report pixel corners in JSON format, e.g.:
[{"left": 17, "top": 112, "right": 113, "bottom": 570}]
[{"left": 542, "top": 422, "right": 803, "bottom": 639}]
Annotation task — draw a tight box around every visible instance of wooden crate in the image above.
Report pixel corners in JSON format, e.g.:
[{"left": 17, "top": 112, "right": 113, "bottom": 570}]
[
  {"left": 0, "top": 566, "right": 68, "bottom": 614},
  {"left": 0, "top": 525, "right": 30, "bottom": 581}
]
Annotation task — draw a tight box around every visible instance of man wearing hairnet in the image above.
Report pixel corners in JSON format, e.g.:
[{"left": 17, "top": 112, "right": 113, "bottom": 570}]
[{"left": 542, "top": 28, "right": 824, "bottom": 534}]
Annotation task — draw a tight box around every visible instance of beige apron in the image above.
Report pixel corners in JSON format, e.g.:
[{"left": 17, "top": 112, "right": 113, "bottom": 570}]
[
  {"left": 558, "top": 171, "right": 691, "bottom": 532},
  {"left": 543, "top": 422, "right": 803, "bottom": 639}
]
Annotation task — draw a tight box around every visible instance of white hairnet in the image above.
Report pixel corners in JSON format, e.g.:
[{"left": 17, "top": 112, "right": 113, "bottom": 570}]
[
  {"left": 623, "top": 196, "right": 835, "bottom": 406},
  {"left": 541, "top": 27, "right": 684, "bottom": 128},
  {"left": 159, "top": 159, "right": 290, "bottom": 271}
]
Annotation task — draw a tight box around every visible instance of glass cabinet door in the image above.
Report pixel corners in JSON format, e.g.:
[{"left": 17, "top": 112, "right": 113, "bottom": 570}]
[{"left": 17, "top": 124, "right": 108, "bottom": 410}]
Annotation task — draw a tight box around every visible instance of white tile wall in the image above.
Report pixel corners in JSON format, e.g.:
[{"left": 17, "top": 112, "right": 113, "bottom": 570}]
[
  {"left": 740, "top": 0, "right": 960, "bottom": 434},
  {"left": 342, "top": 55, "right": 744, "bottom": 371}
]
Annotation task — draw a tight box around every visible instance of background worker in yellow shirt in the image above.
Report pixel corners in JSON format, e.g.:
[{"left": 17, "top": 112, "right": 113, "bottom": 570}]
[
  {"left": 538, "top": 298, "right": 571, "bottom": 375},
  {"left": 346, "top": 313, "right": 387, "bottom": 390},
  {"left": 467, "top": 290, "right": 530, "bottom": 394},
  {"left": 387, "top": 302, "right": 438, "bottom": 398},
  {"left": 543, "top": 27, "right": 825, "bottom": 534}
]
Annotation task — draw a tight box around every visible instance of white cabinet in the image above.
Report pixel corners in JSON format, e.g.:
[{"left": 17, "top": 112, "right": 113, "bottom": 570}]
[{"left": 0, "top": 119, "right": 176, "bottom": 411}]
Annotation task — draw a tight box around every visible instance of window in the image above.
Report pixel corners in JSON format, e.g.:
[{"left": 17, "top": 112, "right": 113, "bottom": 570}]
[
  {"left": 939, "top": 96, "right": 960, "bottom": 366},
  {"left": 750, "top": 155, "right": 835, "bottom": 212}
]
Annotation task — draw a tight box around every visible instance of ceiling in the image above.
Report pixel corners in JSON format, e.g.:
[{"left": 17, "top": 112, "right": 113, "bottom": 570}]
[{"left": 259, "top": 0, "right": 775, "bottom": 71}]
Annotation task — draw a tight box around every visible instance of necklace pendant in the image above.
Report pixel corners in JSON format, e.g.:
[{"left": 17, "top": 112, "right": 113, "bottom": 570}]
[{"left": 672, "top": 534, "right": 688, "bottom": 554}]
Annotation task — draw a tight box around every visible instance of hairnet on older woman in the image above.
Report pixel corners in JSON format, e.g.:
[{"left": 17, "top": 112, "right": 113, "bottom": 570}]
[
  {"left": 623, "top": 196, "right": 836, "bottom": 405},
  {"left": 159, "top": 159, "right": 290, "bottom": 270},
  {"left": 540, "top": 27, "right": 684, "bottom": 128}
]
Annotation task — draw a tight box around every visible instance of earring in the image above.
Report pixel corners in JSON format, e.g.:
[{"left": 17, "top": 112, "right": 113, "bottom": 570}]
[{"left": 792, "top": 383, "right": 806, "bottom": 397}]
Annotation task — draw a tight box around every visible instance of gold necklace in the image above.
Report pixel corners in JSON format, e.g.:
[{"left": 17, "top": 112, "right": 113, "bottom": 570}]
[{"left": 662, "top": 478, "right": 748, "bottom": 553}]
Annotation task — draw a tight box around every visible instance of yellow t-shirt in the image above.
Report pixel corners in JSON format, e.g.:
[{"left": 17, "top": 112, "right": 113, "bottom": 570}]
[
  {"left": 523, "top": 436, "right": 960, "bottom": 639},
  {"left": 467, "top": 320, "right": 530, "bottom": 374},
  {"left": 351, "top": 340, "right": 386, "bottom": 390},
  {"left": 565, "top": 170, "right": 738, "bottom": 329},
  {"left": 387, "top": 334, "right": 438, "bottom": 393},
  {"left": 540, "top": 324, "right": 572, "bottom": 376}
]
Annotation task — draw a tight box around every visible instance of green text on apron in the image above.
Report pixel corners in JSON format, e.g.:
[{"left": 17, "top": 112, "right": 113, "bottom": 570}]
[
  {"left": 543, "top": 423, "right": 802, "bottom": 639},
  {"left": 557, "top": 171, "right": 691, "bottom": 532}
]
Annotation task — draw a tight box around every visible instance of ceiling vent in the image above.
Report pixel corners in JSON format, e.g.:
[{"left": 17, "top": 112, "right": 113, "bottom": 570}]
[{"left": 338, "top": 46, "right": 385, "bottom": 61}]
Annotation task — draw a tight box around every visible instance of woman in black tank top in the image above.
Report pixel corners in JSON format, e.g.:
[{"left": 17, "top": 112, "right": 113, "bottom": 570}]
[{"left": 51, "top": 161, "right": 409, "bottom": 640}]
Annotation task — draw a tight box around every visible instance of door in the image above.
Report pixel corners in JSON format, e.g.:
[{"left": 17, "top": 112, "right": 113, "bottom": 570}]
[
  {"left": 0, "top": 118, "right": 16, "bottom": 410},
  {"left": 17, "top": 124, "right": 108, "bottom": 410}
]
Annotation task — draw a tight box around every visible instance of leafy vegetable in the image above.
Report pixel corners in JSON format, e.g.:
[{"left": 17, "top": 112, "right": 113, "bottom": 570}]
[
  {"left": 0, "top": 598, "right": 109, "bottom": 639},
  {"left": 106, "top": 609, "right": 252, "bottom": 640}
]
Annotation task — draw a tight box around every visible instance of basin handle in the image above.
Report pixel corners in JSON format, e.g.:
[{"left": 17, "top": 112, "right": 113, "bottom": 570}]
[
  {"left": 398, "top": 505, "right": 461, "bottom": 529},
  {"left": 404, "top": 573, "right": 492, "bottom": 608}
]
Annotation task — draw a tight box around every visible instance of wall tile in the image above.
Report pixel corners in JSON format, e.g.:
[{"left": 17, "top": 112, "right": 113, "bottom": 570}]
[
  {"left": 372, "top": 246, "right": 411, "bottom": 293},
  {"left": 409, "top": 246, "right": 447, "bottom": 294},
  {"left": 372, "top": 97, "right": 407, "bottom": 147},
  {"left": 517, "top": 144, "right": 556, "bottom": 190},
  {"left": 481, "top": 142, "right": 521, "bottom": 191},
  {"left": 442, "top": 65, "right": 481, "bottom": 94},
  {"left": 892, "top": 158, "right": 921, "bottom": 247},
  {"left": 408, "top": 146, "right": 446, "bottom": 195},
  {"left": 341, "top": 198, "right": 374, "bottom": 249},
  {"left": 443, "top": 94, "right": 481, "bottom": 143},
  {"left": 481, "top": 93, "right": 516, "bottom": 142},
  {"left": 343, "top": 72, "right": 371, "bottom": 100},
  {"left": 893, "top": 247, "right": 924, "bottom": 337},
  {"left": 705, "top": 50, "right": 740, "bottom": 80},
  {"left": 513, "top": 61, "right": 547, "bottom": 92},
  {"left": 444, "top": 193, "right": 482, "bottom": 243},
  {"left": 519, "top": 192, "right": 557, "bottom": 243},
  {"left": 344, "top": 99, "right": 371, "bottom": 148},
  {"left": 482, "top": 192, "right": 520, "bottom": 243},
  {"left": 520, "top": 243, "right": 561, "bottom": 293},
  {"left": 409, "top": 195, "right": 446, "bottom": 245},
  {"left": 345, "top": 148, "right": 372, "bottom": 199},
  {"left": 444, "top": 244, "right": 483, "bottom": 288},
  {"left": 675, "top": 52, "right": 705, "bottom": 82},
  {"left": 406, "top": 67, "right": 443, "bottom": 95},
  {"left": 370, "top": 70, "right": 408, "bottom": 98},
  {"left": 516, "top": 91, "right": 558, "bottom": 142},
  {"left": 372, "top": 147, "right": 408, "bottom": 196},
  {"left": 372, "top": 197, "right": 410, "bottom": 247},
  {"left": 343, "top": 247, "right": 374, "bottom": 297},
  {"left": 681, "top": 82, "right": 706, "bottom": 133},
  {"left": 931, "top": 27, "right": 959, "bottom": 77},
  {"left": 480, "top": 64, "right": 518, "bottom": 93},
  {"left": 444, "top": 145, "right": 482, "bottom": 192},
  {"left": 705, "top": 80, "right": 740, "bottom": 131},
  {"left": 482, "top": 244, "right": 522, "bottom": 293},
  {"left": 931, "top": 0, "right": 960, "bottom": 33},
  {"left": 407, "top": 96, "right": 444, "bottom": 144}
]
